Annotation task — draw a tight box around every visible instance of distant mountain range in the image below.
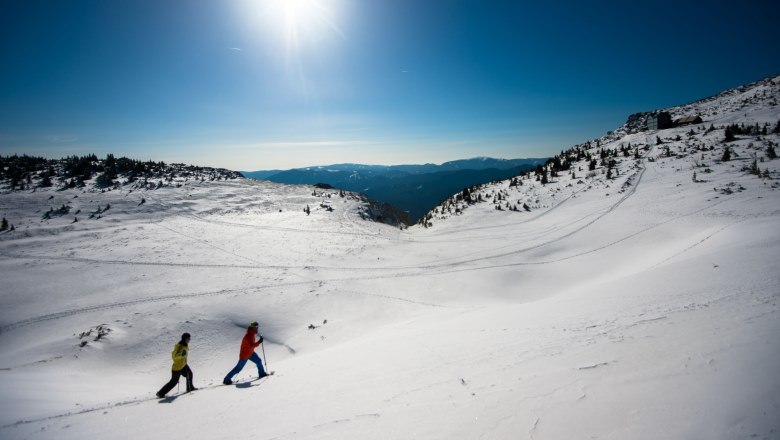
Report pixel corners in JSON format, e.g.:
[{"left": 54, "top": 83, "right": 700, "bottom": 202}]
[{"left": 242, "top": 157, "right": 547, "bottom": 221}]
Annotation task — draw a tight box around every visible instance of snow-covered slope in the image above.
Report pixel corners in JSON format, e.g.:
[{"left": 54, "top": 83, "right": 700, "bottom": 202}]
[{"left": 1, "top": 76, "right": 779, "bottom": 440}]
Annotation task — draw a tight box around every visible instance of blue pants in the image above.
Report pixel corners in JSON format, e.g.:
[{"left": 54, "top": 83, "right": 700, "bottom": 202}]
[{"left": 224, "top": 352, "right": 265, "bottom": 382}]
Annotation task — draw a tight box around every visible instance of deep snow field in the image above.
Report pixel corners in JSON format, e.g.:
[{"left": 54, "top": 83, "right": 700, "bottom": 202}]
[{"left": 1, "top": 77, "right": 780, "bottom": 439}]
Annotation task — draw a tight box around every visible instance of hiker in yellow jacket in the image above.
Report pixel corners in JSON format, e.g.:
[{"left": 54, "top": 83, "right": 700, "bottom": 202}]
[{"left": 156, "top": 332, "right": 197, "bottom": 398}]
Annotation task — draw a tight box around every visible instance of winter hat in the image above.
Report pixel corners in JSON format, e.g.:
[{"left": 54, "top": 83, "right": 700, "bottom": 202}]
[
  {"left": 249, "top": 321, "right": 259, "bottom": 328},
  {"left": 181, "top": 332, "right": 191, "bottom": 340}
]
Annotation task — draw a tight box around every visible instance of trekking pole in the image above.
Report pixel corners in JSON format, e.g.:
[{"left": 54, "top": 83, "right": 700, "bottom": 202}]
[{"left": 261, "top": 337, "right": 269, "bottom": 372}]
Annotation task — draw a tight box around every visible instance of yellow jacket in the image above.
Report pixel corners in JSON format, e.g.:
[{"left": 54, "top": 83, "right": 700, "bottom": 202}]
[{"left": 171, "top": 342, "right": 188, "bottom": 371}]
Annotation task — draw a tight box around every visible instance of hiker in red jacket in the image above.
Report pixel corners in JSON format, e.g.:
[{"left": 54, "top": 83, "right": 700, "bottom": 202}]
[{"left": 223, "top": 321, "right": 267, "bottom": 385}]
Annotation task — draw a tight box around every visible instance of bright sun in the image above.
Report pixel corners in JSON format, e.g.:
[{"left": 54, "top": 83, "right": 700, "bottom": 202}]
[
  {"left": 243, "top": 0, "right": 344, "bottom": 54},
  {"left": 277, "top": 0, "right": 321, "bottom": 24}
]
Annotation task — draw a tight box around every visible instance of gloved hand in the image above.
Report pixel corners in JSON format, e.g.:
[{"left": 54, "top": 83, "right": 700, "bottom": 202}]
[{"left": 258, "top": 336, "right": 264, "bottom": 344}]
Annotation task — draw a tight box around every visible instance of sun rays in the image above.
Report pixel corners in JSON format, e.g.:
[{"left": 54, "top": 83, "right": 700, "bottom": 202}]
[{"left": 243, "top": 0, "right": 346, "bottom": 57}]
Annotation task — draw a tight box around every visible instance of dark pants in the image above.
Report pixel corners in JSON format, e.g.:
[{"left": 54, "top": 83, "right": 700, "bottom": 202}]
[{"left": 157, "top": 364, "right": 194, "bottom": 396}]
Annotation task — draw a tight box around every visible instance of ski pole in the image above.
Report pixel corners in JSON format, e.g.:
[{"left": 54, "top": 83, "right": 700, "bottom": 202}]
[{"left": 261, "top": 337, "right": 268, "bottom": 372}]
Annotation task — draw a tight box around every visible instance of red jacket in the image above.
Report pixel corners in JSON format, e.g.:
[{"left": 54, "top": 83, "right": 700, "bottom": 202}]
[{"left": 239, "top": 327, "right": 261, "bottom": 360}]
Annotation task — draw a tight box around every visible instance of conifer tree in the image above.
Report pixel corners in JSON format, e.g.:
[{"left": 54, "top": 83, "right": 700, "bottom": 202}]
[
  {"left": 461, "top": 187, "right": 471, "bottom": 202},
  {"left": 750, "top": 159, "right": 760, "bottom": 176},
  {"left": 724, "top": 126, "right": 736, "bottom": 142}
]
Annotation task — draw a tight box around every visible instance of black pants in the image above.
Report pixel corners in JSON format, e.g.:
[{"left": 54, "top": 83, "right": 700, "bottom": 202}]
[{"left": 157, "top": 365, "right": 194, "bottom": 396}]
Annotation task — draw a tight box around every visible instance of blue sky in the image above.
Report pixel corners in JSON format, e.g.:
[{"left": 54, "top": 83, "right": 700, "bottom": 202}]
[{"left": 1, "top": 0, "right": 778, "bottom": 170}]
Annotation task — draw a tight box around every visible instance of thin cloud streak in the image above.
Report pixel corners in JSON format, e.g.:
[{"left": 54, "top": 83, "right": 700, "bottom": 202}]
[{"left": 46, "top": 135, "right": 79, "bottom": 144}]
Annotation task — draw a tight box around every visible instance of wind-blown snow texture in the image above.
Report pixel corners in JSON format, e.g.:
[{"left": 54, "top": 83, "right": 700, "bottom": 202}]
[{"left": 1, "top": 76, "right": 779, "bottom": 439}]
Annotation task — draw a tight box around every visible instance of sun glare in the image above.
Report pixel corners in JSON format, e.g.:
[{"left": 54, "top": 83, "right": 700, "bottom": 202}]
[
  {"left": 278, "top": 0, "right": 321, "bottom": 25},
  {"left": 244, "top": 0, "right": 345, "bottom": 55}
]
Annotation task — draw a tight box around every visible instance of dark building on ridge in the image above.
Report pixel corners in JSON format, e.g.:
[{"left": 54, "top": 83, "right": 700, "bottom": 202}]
[
  {"left": 674, "top": 115, "right": 703, "bottom": 126},
  {"left": 647, "top": 112, "right": 673, "bottom": 131}
]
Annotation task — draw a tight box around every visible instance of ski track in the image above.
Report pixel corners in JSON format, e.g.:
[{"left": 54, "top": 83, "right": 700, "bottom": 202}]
[
  {"left": 0, "top": 253, "right": 288, "bottom": 271},
  {"left": 150, "top": 220, "right": 266, "bottom": 266},
  {"left": 0, "top": 270, "right": 455, "bottom": 334},
  {"left": 0, "top": 374, "right": 273, "bottom": 430},
  {"left": 416, "top": 204, "right": 731, "bottom": 278},
  {"left": 416, "top": 201, "right": 613, "bottom": 267},
  {"left": 419, "top": 160, "right": 648, "bottom": 268},
  {"left": 648, "top": 218, "right": 747, "bottom": 269},
  {"left": 416, "top": 155, "right": 771, "bottom": 273},
  {"left": 328, "top": 289, "right": 447, "bottom": 308},
  {"left": 415, "top": 158, "right": 647, "bottom": 262},
  {"left": 418, "top": 167, "right": 606, "bottom": 238},
  {"left": 407, "top": 196, "right": 745, "bottom": 279}
]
